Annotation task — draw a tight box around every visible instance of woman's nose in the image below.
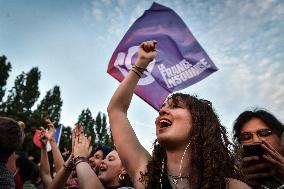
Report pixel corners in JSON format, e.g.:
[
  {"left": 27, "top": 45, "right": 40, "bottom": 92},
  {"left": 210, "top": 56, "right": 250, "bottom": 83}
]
[{"left": 159, "top": 106, "right": 169, "bottom": 116}]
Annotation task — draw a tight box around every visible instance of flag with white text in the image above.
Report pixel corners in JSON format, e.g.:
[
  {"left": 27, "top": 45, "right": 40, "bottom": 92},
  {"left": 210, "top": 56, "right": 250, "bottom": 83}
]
[{"left": 107, "top": 2, "right": 218, "bottom": 110}]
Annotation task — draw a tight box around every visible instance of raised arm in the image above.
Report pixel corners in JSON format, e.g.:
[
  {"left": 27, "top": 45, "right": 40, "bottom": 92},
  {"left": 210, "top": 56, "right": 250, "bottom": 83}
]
[
  {"left": 47, "top": 127, "right": 77, "bottom": 189},
  {"left": 40, "top": 146, "right": 52, "bottom": 188},
  {"left": 74, "top": 132, "right": 104, "bottom": 189},
  {"left": 44, "top": 118, "right": 65, "bottom": 172},
  {"left": 47, "top": 154, "right": 74, "bottom": 189},
  {"left": 107, "top": 40, "right": 157, "bottom": 183}
]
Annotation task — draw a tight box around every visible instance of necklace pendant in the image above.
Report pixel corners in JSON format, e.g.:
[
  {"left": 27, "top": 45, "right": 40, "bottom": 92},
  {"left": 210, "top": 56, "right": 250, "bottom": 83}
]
[{"left": 173, "top": 178, "right": 178, "bottom": 185}]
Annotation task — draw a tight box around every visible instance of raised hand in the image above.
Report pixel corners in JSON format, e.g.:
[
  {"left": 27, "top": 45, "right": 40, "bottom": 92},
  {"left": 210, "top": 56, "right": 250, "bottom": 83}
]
[
  {"left": 43, "top": 118, "right": 56, "bottom": 142},
  {"left": 137, "top": 40, "right": 157, "bottom": 68},
  {"left": 39, "top": 127, "right": 48, "bottom": 147},
  {"left": 262, "top": 139, "right": 284, "bottom": 181},
  {"left": 242, "top": 155, "right": 273, "bottom": 186},
  {"left": 72, "top": 123, "right": 84, "bottom": 152},
  {"left": 74, "top": 132, "right": 92, "bottom": 158}
]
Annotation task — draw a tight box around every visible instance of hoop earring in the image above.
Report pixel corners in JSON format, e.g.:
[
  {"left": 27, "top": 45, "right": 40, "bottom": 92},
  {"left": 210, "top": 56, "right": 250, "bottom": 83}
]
[{"left": 119, "top": 173, "right": 125, "bottom": 182}]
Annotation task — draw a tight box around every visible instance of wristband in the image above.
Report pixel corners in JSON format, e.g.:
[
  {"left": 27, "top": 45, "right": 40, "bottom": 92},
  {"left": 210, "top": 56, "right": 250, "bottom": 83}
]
[
  {"left": 131, "top": 69, "right": 142, "bottom": 78},
  {"left": 63, "top": 155, "right": 75, "bottom": 171},
  {"left": 73, "top": 156, "right": 89, "bottom": 167},
  {"left": 133, "top": 64, "right": 147, "bottom": 71}
]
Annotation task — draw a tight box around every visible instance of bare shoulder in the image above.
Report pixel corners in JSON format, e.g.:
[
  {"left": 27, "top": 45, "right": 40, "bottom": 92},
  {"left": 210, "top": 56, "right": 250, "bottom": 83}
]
[{"left": 226, "top": 178, "right": 251, "bottom": 189}]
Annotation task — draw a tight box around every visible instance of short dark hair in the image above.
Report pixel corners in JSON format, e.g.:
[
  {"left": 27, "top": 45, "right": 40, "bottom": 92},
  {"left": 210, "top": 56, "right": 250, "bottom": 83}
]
[
  {"left": 94, "top": 145, "right": 112, "bottom": 159},
  {"left": 233, "top": 109, "right": 284, "bottom": 143},
  {"left": 0, "top": 117, "right": 23, "bottom": 161}
]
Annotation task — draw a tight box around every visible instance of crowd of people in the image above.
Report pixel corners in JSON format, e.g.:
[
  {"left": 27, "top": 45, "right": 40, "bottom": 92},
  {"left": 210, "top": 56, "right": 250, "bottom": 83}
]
[{"left": 0, "top": 40, "right": 284, "bottom": 189}]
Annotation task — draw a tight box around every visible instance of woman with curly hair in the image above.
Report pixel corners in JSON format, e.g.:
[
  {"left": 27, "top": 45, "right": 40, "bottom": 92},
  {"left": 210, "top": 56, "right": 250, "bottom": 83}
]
[{"left": 107, "top": 40, "right": 250, "bottom": 189}]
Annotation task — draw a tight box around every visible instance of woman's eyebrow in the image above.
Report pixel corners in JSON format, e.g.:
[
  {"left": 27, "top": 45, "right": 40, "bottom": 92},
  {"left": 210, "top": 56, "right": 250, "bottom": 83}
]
[{"left": 160, "top": 103, "right": 166, "bottom": 109}]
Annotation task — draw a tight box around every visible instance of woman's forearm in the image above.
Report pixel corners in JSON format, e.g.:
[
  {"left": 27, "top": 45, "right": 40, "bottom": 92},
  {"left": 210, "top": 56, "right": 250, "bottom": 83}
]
[
  {"left": 50, "top": 140, "right": 64, "bottom": 172},
  {"left": 40, "top": 148, "right": 52, "bottom": 188},
  {"left": 76, "top": 162, "right": 104, "bottom": 189},
  {"left": 108, "top": 67, "right": 141, "bottom": 113},
  {"left": 47, "top": 155, "right": 73, "bottom": 189}
]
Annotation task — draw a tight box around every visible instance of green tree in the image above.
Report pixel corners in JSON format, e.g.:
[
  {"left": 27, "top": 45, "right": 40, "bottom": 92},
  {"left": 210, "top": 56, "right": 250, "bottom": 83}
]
[
  {"left": 31, "top": 86, "right": 62, "bottom": 127},
  {"left": 22, "top": 68, "right": 41, "bottom": 112},
  {"left": 59, "top": 125, "right": 72, "bottom": 160},
  {"left": 0, "top": 56, "right": 64, "bottom": 162},
  {"left": 77, "top": 110, "right": 114, "bottom": 149},
  {"left": 0, "top": 55, "right": 12, "bottom": 104},
  {"left": 25, "top": 86, "right": 63, "bottom": 161},
  {"left": 95, "top": 112, "right": 114, "bottom": 148},
  {"left": 2, "top": 67, "right": 41, "bottom": 122},
  {"left": 78, "top": 108, "right": 96, "bottom": 145}
]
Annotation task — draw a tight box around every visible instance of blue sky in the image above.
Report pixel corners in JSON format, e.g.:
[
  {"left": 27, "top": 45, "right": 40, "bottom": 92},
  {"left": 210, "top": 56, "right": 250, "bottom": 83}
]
[{"left": 1, "top": 0, "right": 283, "bottom": 151}]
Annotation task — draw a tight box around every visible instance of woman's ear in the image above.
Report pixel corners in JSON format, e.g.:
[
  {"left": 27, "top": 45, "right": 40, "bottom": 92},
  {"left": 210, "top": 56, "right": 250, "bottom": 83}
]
[{"left": 120, "top": 167, "right": 127, "bottom": 175}]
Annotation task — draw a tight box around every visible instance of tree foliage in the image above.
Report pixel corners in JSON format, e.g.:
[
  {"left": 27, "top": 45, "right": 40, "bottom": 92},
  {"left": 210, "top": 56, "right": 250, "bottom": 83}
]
[
  {"left": 0, "top": 55, "right": 114, "bottom": 162},
  {"left": 31, "top": 86, "right": 62, "bottom": 127},
  {"left": 95, "top": 112, "right": 113, "bottom": 148},
  {"left": 0, "top": 55, "right": 63, "bottom": 162},
  {"left": 78, "top": 108, "right": 96, "bottom": 144},
  {"left": 78, "top": 109, "right": 114, "bottom": 150},
  {"left": 2, "top": 67, "right": 41, "bottom": 123},
  {"left": 0, "top": 55, "right": 12, "bottom": 103}
]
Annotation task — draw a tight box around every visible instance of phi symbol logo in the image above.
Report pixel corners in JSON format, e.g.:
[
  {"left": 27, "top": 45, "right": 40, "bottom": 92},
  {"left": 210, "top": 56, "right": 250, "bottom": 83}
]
[{"left": 114, "top": 46, "right": 156, "bottom": 86}]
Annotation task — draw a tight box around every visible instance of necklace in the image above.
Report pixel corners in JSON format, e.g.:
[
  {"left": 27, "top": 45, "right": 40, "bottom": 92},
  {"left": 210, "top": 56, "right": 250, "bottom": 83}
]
[
  {"left": 168, "top": 174, "right": 190, "bottom": 185},
  {"left": 160, "top": 141, "right": 191, "bottom": 189}
]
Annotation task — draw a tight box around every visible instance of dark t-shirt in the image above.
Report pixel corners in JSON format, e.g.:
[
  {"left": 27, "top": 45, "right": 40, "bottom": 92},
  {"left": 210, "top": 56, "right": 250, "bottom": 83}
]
[{"left": 0, "top": 162, "right": 15, "bottom": 189}]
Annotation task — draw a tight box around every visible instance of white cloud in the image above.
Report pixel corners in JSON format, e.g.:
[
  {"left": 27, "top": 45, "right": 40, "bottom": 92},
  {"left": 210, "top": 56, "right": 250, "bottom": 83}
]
[
  {"left": 117, "top": 0, "right": 128, "bottom": 7},
  {"left": 100, "top": 0, "right": 111, "bottom": 6},
  {"left": 92, "top": 8, "right": 103, "bottom": 21},
  {"left": 86, "top": 0, "right": 284, "bottom": 126}
]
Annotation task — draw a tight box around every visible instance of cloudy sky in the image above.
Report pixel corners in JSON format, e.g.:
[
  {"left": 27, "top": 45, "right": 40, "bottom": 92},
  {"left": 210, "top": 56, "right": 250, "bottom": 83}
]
[{"left": 1, "top": 0, "right": 283, "bottom": 151}]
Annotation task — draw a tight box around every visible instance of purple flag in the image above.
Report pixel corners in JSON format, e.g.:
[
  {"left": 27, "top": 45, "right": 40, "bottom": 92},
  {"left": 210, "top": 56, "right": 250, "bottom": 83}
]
[{"left": 107, "top": 2, "right": 218, "bottom": 110}]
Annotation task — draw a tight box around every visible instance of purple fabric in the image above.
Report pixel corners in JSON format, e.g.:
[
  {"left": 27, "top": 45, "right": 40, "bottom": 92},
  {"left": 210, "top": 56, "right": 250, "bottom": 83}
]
[{"left": 107, "top": 2, "right": 218, "bottom": 111}]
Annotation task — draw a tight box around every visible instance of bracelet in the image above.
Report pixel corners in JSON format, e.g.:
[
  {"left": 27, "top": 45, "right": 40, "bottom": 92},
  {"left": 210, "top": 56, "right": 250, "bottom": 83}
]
[
  {"left": 73, "top": 156, "right": 89, "bottom": 167},
  {"left": 63, "top": 163, "right": 73, "bottom": 171},
  {"left": 132, "top": 64, "right": 147, "bottom": 75},
  {"left": 132, "top": 66, "right": 144, "bottom": 76},
  {"left": 133, "top": 64, "right": 147, "bottom": 71},
  {"left": 131, "top": 68, "right": 142, "bottom": 78},
  {"left": 63, "top": 156, "right": 75, "bottom": 171}
]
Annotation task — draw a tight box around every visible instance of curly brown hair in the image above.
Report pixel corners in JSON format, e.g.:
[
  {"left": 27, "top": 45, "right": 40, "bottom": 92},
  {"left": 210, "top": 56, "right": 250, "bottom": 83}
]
[{"left": 140, "top": 93, "right": 240, "bottom": 189}]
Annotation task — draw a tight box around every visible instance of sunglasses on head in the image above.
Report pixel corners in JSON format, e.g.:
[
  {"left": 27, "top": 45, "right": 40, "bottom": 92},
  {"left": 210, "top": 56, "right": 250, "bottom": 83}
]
[{"left": 239, "top": 129, "right": 273, "bottom": 141}]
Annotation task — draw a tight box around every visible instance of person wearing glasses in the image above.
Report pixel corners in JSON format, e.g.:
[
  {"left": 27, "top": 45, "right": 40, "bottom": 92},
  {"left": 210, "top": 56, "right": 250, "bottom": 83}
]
[{"left": 233, "top": 109, "right": 284, "bottom": 189}]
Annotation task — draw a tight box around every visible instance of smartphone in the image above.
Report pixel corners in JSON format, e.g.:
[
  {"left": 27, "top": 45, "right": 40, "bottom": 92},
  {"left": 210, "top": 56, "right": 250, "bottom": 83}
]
[{"left": 242, "top": 143, "right": 263, "bottom": 158}]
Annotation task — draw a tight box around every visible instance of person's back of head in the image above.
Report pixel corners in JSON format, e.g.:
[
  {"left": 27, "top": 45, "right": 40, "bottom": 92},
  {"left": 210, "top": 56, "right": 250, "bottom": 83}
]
[
  {"left": 16, "top": 154, "right": 40, "bottom": 183},
  {"left": 233, "top": 109, "right": 284, "bottom": 143},
  {"left": 0, "top": 116, "right": 23, "bottom": 162}
]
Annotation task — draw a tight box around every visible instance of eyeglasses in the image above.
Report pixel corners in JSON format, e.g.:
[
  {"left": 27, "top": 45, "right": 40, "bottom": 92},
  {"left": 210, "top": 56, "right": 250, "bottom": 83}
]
[{"left": 239, "top": 129, "right": 273, "bottom": 141}]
